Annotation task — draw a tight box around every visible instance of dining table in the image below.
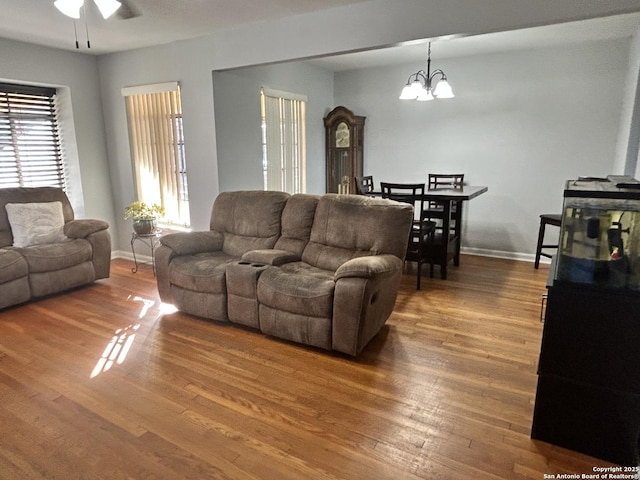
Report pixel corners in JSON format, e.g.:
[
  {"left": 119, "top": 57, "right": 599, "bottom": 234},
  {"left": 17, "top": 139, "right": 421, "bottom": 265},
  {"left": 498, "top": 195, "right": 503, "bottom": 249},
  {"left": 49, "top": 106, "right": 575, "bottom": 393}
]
[{"left": 372, "top": 185, "right": 488, "bottom": 279}]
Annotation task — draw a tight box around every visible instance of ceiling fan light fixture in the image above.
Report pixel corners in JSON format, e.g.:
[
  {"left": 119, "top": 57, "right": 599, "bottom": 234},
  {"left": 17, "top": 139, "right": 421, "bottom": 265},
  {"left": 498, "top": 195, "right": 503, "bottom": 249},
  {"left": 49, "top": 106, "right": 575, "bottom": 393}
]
[
  {"left": 93, "top": 0, "right": 122, "bottom": 19},
  {"left": 54, "top": 0, "right": 84, "bottom": 19}
]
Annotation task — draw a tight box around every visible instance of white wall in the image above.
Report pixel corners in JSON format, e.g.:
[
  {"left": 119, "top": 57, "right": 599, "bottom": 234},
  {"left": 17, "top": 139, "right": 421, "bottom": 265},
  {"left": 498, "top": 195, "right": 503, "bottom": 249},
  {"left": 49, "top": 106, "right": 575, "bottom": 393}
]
[
  {"left": 333, "top": 39, "right": 630, "bottom": 257},
  {"left": 614, "top": 27, "right": 640, "bottom": 177},
  {"left": 213, "top": 62, "right": 334, "bottom": 194},
  {"left": 95, "top": 0, "right": 640, "bottom": 254},
  {"left": 0, "top": 38, "right": 115, "bottom": 230}
]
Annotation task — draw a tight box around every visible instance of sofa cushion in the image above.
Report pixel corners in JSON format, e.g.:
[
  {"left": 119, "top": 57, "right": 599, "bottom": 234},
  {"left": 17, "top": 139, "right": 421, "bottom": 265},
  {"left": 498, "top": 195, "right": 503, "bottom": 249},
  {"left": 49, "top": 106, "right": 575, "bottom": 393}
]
[
  {"left": 257, "top": 262, "right": 335, "bottom": 318},
  {"left": 0, "top": 249, "right": 28, "bottom": 284},
  {"left": 302, "top": 194, "right": 413, "bottom": 271},
  {"left": 17, "top": 239, "right": 93, "bottom": 273},
  {"left": 210, "top": 191, "right": 289, "bottom": 257},
  {"left": 169, "top": 252, "right": 237, "bottom": 294},
  {"left": 5, "top": 201, "right": 69, "bottom": 247},
  {"left": 273, "top": 194, "right": 320, "bottom": 256}
]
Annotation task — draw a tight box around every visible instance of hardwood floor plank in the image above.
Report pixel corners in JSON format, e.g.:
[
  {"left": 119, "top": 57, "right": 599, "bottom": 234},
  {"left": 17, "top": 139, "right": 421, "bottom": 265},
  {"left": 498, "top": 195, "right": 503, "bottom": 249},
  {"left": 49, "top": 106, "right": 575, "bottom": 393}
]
[{"left": 0, "top": 257, "right": 624, "bottom": 479}]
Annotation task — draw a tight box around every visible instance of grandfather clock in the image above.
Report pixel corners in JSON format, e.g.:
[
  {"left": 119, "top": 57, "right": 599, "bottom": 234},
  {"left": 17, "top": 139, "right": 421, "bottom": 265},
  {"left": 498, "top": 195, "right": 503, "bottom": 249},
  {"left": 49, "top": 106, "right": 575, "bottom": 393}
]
[{"left": 324, "top": 106, "right": 365, "bottom": 194}]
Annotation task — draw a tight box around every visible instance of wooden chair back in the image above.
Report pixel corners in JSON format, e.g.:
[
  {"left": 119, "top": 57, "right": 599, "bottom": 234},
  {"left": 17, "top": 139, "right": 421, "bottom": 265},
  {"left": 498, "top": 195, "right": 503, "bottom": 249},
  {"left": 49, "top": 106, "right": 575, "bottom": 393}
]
[
  {"left": 380, "top": 182, "right": 433, "bottom": 289},
  {"left": 354, "top": 175, "right": 375, "bottom": 196},
  {"left": 428, "top": 173, "right": 464, "bottom": 190}
]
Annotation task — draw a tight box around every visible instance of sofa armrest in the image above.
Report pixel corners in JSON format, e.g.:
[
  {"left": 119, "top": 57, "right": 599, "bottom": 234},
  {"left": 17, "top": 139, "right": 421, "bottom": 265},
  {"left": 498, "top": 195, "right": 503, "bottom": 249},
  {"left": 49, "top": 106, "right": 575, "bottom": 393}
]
[
  {"left": 334, "top": 254, "right": 403, "bottom": 281},
  {"left": 242, "top": 249, "right": 300, "bottom": 266},
  {"left": 159, "top": 231, "right": 223, "bottom": 256},
  {"left": 64, "top": 219, "right": 109, "bottom": 239},
  {"left": 332, "top": 255, "right": 404, "bottom": 356}
]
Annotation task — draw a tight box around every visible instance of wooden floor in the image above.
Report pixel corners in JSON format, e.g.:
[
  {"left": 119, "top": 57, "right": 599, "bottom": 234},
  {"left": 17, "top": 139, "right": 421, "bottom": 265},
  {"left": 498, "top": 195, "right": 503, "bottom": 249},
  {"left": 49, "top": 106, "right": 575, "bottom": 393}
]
[{"left": 0, "top": 256, "right": 621, "bottom": 479}]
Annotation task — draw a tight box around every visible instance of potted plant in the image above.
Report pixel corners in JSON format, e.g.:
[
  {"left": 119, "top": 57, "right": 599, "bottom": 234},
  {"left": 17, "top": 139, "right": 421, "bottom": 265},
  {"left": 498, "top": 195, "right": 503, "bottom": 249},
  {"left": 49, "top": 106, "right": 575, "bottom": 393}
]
[{"left": 124, "top": 201, "right": 165, "bottom": 235}]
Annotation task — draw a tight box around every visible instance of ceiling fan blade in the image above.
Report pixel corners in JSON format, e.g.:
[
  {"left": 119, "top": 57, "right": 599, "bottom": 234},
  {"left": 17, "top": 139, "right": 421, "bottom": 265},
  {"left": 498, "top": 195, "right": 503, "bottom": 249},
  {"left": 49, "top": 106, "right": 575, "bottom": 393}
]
[
  {"left": 115, "top": 0, "right": 141, "bottom": 19},
  {"left": 93, "top": 0, "right": 122, "bottom": 19}
]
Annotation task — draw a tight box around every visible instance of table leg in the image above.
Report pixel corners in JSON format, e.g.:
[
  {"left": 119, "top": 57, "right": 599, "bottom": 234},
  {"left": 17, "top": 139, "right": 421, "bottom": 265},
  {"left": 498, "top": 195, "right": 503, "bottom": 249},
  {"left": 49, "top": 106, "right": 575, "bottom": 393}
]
[
  {"left": 440, "top": 201, "right": 452, "bottom": 280},
  {"left": 453, "top": 200, "right": 463, "bottom": 267}
]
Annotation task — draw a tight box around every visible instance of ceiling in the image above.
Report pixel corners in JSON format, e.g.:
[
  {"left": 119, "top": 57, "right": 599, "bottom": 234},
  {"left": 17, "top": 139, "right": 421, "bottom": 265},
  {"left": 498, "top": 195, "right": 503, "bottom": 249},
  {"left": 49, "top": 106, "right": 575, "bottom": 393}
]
[
  {"left": 0, "top": 0, "right": 371, "bottom": 55},
  {"left": 307, "top": 13, "right": 640, "bottom": 71},
  {"left": 1, "top": 0, "right": 639, "bottom": 68}
]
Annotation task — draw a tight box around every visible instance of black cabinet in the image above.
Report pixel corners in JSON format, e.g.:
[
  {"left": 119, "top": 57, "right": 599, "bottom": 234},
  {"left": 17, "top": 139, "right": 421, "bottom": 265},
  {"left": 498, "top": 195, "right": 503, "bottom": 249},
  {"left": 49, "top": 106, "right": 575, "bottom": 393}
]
[{"left": 531, "top": 284, "right": 640, "bottom": 466}]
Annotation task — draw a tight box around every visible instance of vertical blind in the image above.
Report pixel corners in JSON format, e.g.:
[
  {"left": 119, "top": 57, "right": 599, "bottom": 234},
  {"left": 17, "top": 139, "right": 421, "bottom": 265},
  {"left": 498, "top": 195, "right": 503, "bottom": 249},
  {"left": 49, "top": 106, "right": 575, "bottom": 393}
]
[
  {"left": 260, "top": 88, "right": 307, "bottom": 194},
  {"left": 0, "top": 83, "right": 65, "bottom": 189},
  {"left": 122, "top": 82, "right": 190, "bottom": 227}
]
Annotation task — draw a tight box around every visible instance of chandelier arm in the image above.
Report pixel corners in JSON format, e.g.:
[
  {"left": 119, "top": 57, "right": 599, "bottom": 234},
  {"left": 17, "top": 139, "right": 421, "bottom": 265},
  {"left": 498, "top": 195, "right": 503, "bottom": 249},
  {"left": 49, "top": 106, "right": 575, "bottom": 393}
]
[
  {"left": 428, "top": 69, "right": 448, "bottom": 85},
  {"left": 412, "top": 70, "right": 428, "bottom": 86}
]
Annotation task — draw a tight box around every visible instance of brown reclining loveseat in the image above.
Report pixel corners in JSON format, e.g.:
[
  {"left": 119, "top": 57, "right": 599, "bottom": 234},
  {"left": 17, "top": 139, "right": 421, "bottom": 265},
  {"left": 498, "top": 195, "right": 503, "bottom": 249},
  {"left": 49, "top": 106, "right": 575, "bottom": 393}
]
[{"left": 155, "top": 191, "right": 412, "bottom": 356}]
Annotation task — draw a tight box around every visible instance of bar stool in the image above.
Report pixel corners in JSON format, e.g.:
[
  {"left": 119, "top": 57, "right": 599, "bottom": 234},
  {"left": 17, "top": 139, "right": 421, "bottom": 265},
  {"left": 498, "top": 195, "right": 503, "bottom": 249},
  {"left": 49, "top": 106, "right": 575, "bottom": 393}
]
[{"left": 534, "top": 214, "right": 562, "bottom": 269}]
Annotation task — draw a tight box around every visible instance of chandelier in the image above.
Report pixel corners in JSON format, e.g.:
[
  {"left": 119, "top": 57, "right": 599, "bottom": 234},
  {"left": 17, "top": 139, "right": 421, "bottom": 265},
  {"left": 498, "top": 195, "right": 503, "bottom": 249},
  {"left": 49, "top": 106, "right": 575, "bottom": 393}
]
[
  {"left": 399, "top": 42, "right": 454, "bottom": 101},
  {"left": 54, "top": 0, "right": 122, "bottom": 19}
]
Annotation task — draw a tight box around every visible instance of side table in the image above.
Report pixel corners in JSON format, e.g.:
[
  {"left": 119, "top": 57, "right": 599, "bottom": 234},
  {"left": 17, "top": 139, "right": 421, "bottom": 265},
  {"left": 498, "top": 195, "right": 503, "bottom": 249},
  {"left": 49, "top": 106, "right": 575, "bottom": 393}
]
[{"left": 131, "top": 230, "right": 162, "bottom": 276}]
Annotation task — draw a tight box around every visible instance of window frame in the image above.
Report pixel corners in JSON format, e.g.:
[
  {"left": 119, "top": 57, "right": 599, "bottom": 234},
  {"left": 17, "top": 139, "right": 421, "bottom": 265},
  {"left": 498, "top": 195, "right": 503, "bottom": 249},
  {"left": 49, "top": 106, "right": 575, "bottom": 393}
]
[
  {"left": 0, "top": 82, "right": 65, "bottom": 189},
  {"left": 122, "top": 82, "right": 190, "bottom": 228},
  {"left": 260, "top": 87, "right": 307, "bottom": 194}
]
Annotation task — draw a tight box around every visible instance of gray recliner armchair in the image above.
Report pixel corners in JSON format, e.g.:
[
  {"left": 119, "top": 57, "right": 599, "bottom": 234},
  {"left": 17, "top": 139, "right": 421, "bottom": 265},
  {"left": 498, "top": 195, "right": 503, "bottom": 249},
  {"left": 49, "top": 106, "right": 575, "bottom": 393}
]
[{"left": 0, "top": 187, "right": 111, "bottom": 309}]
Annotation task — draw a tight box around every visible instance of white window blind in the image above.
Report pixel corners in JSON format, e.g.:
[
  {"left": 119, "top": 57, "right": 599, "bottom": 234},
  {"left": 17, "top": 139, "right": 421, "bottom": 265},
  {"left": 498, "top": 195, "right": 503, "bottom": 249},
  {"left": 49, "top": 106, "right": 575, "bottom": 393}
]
[
  {"left": 122, "top": 82, "right": 190, "bottom": 227},
  {"left": 0, "top": 83, "right": 65, "bottom": 189},
  {"left": 260, "top": 87, "right": 307, "bottom": 194}
]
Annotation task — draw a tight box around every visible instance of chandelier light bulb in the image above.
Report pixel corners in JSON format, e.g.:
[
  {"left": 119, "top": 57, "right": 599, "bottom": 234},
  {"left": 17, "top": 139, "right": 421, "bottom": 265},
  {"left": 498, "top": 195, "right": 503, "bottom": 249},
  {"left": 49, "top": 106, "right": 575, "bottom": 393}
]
[
  {"left": 410, "top": 80, "right": 423, "bottom": 96},
  {"left": 433, "top": 79, "right": 454, "bottom": 99},
  {"left": 399, "top": 84, "right": 416, "bottom": 100},
  {"left": 416, "top": 88, "right": 434, "bottom": 102}
]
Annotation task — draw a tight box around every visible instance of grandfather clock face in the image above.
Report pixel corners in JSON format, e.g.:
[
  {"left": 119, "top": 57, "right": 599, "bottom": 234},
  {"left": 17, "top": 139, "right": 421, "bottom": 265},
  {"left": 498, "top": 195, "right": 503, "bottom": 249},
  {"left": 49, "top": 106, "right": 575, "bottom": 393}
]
[{"left": 335, "top": 122, "right": 350, "bottom": 148}]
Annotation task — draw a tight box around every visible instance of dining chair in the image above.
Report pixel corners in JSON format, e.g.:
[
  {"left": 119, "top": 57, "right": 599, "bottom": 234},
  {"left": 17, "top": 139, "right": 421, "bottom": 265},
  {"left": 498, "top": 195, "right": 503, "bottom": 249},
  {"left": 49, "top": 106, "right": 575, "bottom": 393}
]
[
  {"left": 425, "top": 173, "right": 465, "bottom": 277},
  {"left": 428, "top": 173, "right": 465, "bottom": 190},
  {"left": 427, "top": 173, "right": 465, "bottom": 222},
  {"left": 380, "top": 182, "right": 435, "bottom": 289},
  {"left": 354, "top": 175, "right": 375, "bottom": 196}
]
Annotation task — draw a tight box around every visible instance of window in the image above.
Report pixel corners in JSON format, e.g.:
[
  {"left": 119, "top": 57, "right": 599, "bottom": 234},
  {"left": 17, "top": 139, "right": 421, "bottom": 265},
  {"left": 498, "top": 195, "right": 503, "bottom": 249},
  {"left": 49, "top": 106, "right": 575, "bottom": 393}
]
[
  {"left": 260, "top": 88, "right": 306, "bottom": 194},
  {"left": 0, "top": 82, "right": 65, "bottom": 189},
  {"left": 122, "top": 82, "right": 190, "bottom": 227}
]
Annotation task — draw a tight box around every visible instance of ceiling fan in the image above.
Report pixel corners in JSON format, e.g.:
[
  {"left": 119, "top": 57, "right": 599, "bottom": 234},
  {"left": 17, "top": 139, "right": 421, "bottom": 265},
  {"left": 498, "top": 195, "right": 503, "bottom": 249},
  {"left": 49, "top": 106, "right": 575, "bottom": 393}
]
[
  {"left": 54, "top": 0, "right": 139, "bottom": 20},
  {"left": 54, "top": 0, "right": 140, "bottom": 49}
]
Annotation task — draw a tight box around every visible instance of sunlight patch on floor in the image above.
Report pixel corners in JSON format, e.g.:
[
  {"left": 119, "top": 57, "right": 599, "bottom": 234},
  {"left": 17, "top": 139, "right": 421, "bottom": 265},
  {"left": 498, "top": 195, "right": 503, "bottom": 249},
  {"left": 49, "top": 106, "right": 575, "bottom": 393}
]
[
  {"left": 159, "top": 302, "right": 178, "bottom": 315},
  {"left": 90, "top": 323, "right": 139, "bottom": 378},
  {"left": 90, "top": 295, "right": 178, "bottom": 378}
]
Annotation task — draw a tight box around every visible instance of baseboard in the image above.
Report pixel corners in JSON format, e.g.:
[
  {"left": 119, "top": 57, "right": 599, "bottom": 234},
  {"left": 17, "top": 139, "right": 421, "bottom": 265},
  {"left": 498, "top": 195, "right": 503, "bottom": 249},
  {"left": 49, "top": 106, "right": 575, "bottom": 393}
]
[
  {"left": 112, "top": 250, "right": 153, "bottom": 264},
  {"left": 460, "top": 247, "right": 550, "bottom": 265}
]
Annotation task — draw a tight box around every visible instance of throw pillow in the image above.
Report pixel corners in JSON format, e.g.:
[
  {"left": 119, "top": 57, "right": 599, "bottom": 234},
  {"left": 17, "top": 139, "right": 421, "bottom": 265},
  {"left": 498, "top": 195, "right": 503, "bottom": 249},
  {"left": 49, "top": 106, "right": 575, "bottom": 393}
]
[{"left": 5, "top": 201, "right": 69, "bottom": 248}]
